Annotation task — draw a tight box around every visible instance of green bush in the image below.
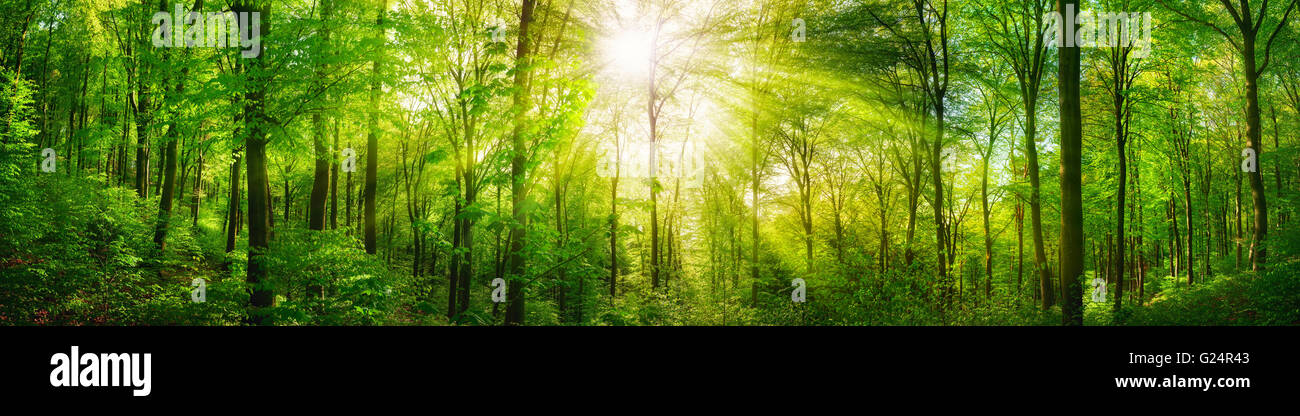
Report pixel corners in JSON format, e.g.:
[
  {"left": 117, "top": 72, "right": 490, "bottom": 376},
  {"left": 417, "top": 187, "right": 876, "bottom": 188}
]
[{"left": 260, "top": 228, "right": 404, "bottom": 325}]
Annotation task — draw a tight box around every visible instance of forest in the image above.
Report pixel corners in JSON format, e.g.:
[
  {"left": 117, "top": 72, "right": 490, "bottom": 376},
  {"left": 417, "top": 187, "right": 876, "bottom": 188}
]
[{"left": 0, "top": 0, "right": 1298, "bottom": 326}]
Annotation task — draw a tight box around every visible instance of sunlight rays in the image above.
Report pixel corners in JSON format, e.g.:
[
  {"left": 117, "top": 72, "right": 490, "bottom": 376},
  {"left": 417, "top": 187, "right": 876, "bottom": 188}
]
[{"left": 601, "top": 28, "right": 653, "bottom": 77}]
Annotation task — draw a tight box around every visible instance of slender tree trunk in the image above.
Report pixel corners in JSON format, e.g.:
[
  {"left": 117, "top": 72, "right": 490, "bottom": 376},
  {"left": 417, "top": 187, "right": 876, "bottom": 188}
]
[
  {"left": 504, "top": 0, "right": 536, "bottom": 326},
  {"left": 308, "top": 0, "right": 332, "bottom": 231},
  {"left": 931, "top": 107, "right": 949, "bottom": 308},
  {"left": 1184, "top": 171, "right": 1193, "bottom": 285},
  {"left": 135, "top": 57, "right": 151, "bottom": 198},
  {"left": 191, "top": 147, "right": 202, "bottom": 227},
  {"left": 1113, "top": 87, "right": 1127, "bottom": 314},
  {"left": 331, "top": 121, "right": 339, "bottom": 229},
  {"left": 154, "top": 2, "right": 195, "bottom": 250},
  {"left": 154, "top": 124, "right": 178, "bottom": 249},
  {"left": 364, "top": 2, "right": 384, "bottom": 254},
  {"left": 1170, "top": 196, "right": 1181, "bottom": 278},
  {"left": 1017, "top": 199, "right": 1024, "bottom": 298},
  {"left": 447, "top": 199, "right": 461, "bottom": 318},
  {"left": 1236, "top": 154, "right": 1243, "bottom": 269},
  {"left": 1026, "top": 110, "right": 1052, "bottom": 308},
  {"left": 982, "top": 156, "right": 992, "bottom": 299},
  {"left": 226, "top": 150, "right": 242, "bottom": 253},
  {"left": 750, "top": 102, "right": 761, "bottom": 306},
  {"left": 308, "top": 109, "right": 330, "bottom": 230},
  {"left": 554, "top": 179, "right": 567, "bottom": 317},
  {"left": 459, "top": 174, "right": 475, "bottom": 315},
  {"left": 648, "top": 46, "right": 661, "bottom": 291},
  {"left": 345, "top": 140, "right": 352, "bottom": 229},
  {"left": 240, "top": 0, "right": 274, "bottom": 325},
  {"left": 609, "top": 155, "right": 619, "bottom": 298},
  {"left": 1242, "top": 46, "right": 1268, "bottom": 270}
]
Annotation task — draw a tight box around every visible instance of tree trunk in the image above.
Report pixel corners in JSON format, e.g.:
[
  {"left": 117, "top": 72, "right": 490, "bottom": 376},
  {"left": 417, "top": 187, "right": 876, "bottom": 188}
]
[
  {"left": 239, "top": 0, "right": 274, "bottom": 325},
  {"left": 154, "top": 123, "right": 179, "bottom": 249},
  {"left": 1184, "top": 172, "right": 1193, "bottom": 285},
  {"left": 504, "top": 0, "right": 536, "bottom": 326},
  {"left": 609, "top": 157, "right": 619, "bottom": 298},
  {"left": 1026, "top": 110, "right": 1052, "bottom": 308},
  {"left": 447, "top": 199, "right": 461, "bottom": 319},
  {"left": 308, "top": 0, "right": 332, "bottom": 231},
  {"left": 364, "top": 2, "right": 384, "bottom": 254},
  {"left": 1057, "top": 0, "right": 1084, "bottom": 326},
  {"left": 154, "top": 4, "right": 194, "bottom": 250},
  {"left": 1242, "top": 44, "right": 1268, "bottom": 270},
  {"left": 982, "top": 156, "right": 992, "bottom": 299},
  {"left": 225, "top": 150, "right": 242, "bottom": 253},
  {"left": 1113, "top": 78, "right": 1127, "bottom": 314},
  {"left": 346, "top": 139, "right": 352, "bottom": 229},
  {"left": 331, "top": 121, "right": 339, "bottom": 229},
  {"left": 191, "top": 148, "right": 202, "bottom": 227}
]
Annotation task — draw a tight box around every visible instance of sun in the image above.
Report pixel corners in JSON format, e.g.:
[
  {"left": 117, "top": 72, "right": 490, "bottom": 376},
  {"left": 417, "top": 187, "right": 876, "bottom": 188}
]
[{"left": 602, "top": 28, "right": 653, "bottom": 76}]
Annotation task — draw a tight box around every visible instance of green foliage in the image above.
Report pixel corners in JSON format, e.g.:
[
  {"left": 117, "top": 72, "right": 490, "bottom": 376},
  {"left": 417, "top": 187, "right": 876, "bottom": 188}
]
[
  {"left": 0, "top": 171, "right": 194, "bottom": 324},
  {"left": 1124, "top": 225, "right": 1300, "bottom": 326},
  {"left": 259, "top": 228, "right": 403, "bottom": 325},
  {"left": 2, "top": 0, "right": 1298, "bottom": 328}
]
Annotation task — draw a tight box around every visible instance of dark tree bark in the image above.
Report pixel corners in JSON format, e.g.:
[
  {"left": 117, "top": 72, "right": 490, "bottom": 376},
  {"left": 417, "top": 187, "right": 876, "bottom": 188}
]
[
  {"left": 331, "top": 121, "right": 339, "bottom": 229},
  {"left": 239, "top": 0, "right": 275, "bottom": 325},
  {"left": 153, "top": 0, "right": 201, "bottom": 250},
  {"left": 364, "top": 1, "right": 385, "bottom": 254},
  {"left": 135, "top": 66, "right": 150, "bottom": 197},
  {"left": 346, "top": 139, "right": 352, "bottom": 229},
  {"left": 1057, "top": 0, "right": 1084, "bottom": 326},
  {"left": 504, "top": 0, "right": 537, "bottom": 326},
  {"left": 226, "top": 149, "right": 242, "bottom": 253},
  {"left": 307, "top": 0, "right": 332, "bottom": 232},
  {"left": 191, "top": 147, "right": 202, "bottom": 227},
  {"left": 448, "top": 199, "right": 461, "bottom": 318},
  {"left": 1104, "top": 22, "right": 1139, "bottom": 314}
]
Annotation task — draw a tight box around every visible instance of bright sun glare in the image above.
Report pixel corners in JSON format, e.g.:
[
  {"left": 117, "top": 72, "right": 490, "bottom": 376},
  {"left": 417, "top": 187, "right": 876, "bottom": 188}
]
[{"left": 603, "top": 29, "right": 652, "bottom": 76}]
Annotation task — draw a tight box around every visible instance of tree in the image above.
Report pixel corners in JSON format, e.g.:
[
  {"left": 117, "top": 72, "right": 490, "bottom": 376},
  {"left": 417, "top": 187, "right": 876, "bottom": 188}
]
[
  {"left": 504, "top": 0, "right": 537, "bottom": 326},
  {"left": 974, "top": 0, "right": 1055, "bottom": 308},
  {"left": 1160, "top": 0, "right": 1297, "bottom": 270},
  {"left": 307, "top": 0, "right": 333, "bottom": 232},
  {"left": 1058, "top": 0, "right": 1084, "bottom": 326},
  {"left": 365, "top": 0, "right": 385, "bottom": 255},
  {"left": 867, "top": 0, "right": 956, "bottom": 312},
  {"left": 239, "top": 0, "right": 276, "bottom": 325},
  {"left": 970, "top": 67, "right": 1012, "bottom": 300},
  {"left": 1093, "top": 0, "right": 1150, "bottom": 312},
  {"left": 772, "top": 99, "right": 834, "bottom": 273}
]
